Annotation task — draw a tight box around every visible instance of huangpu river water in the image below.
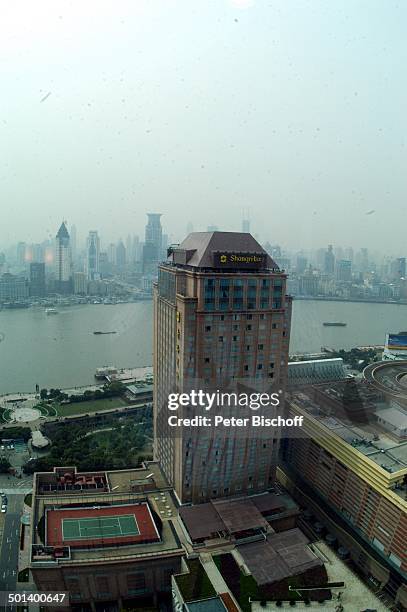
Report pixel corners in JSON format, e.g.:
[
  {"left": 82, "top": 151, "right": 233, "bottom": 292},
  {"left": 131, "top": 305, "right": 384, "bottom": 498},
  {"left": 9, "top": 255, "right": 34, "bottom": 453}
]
[{"left": 0, "top": 300, "right": 406, "bottom": 394}]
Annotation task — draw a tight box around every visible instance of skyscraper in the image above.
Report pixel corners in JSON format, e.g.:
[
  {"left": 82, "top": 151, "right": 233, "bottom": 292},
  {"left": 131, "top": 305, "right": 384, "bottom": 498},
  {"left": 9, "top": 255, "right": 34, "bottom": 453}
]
[
  {"left": 29, "top": 263, "right": 46, "bottom": 297},
  {"left": 390, "top": 257, "right": 406, "bottom": 281},
  {"left": 99, "top": 252, "right": 110, "bottom": 278},
  {"left": 153, "top": 231, "right": 292, "bottom": 503},
  {"left": 296, "top": 255, "right": 308, "bottom": 274},
  {"left": 242, "top": 209, "right": 250, "bottom": 233},
  {"left": 143, "top": 213, "right": 163, "bottom": 274},
  {"left": 16, "top": 242, "right": 27, "bottom": 266},
  {"left": 116, "top": 240, "right": 126, "bottom": 269},
  {"left": 133, "top": 235, "right": 141, "bottom": 262},
  {"left": 86, "top": 231, "right": 100, "bottom": 280},
  {"left": 107, "top": 243, "right": 116, "bottom": 266},
  {"left": 55, "top": 222, "right": 72, "bottom": 293},
  {"left": 336, "top": 259, "right": 352, "bottom": 282},
  {"left": 324, "top": 244, "right": 335, "bottom": 275}
]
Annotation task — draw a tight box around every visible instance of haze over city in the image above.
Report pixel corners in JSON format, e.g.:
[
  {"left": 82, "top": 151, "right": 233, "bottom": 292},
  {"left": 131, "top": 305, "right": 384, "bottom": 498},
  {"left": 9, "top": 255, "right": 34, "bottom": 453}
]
[{"left": 1, "top": 0, "right": 406, "bottom": 250}]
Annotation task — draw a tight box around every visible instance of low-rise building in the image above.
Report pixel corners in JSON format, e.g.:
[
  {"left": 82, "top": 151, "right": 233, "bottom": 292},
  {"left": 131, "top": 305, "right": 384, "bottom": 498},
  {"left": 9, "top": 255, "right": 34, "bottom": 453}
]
[
  {"left": 29, "top": 463, "right": 184, "bottom": 611},
  {"left": 281, "top": 361, "right": 407, "bottom": 608},
  {"left": 0, "top": 272, "right": 29, "bottom": 302}
]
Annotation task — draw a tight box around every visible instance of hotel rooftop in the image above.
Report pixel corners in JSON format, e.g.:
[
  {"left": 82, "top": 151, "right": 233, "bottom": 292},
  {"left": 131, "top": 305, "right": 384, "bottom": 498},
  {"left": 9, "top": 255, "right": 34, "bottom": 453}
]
[
  {"left": 286, "top": 360, "right": 407, "bottom": 506},
  {"left": 30, "top": 462, "right": 183, "bottom": 566}
]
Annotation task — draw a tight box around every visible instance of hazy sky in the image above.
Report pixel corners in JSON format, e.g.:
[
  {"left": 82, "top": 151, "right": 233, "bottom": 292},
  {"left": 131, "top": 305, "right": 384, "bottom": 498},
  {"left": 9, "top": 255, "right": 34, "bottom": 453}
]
[{"left": 1, "top": 0, "right": 406, "bottom": 252}]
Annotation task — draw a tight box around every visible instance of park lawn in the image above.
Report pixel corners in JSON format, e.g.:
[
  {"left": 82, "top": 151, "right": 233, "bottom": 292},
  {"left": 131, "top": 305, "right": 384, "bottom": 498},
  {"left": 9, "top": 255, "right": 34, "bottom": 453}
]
[
  {"left": 56, "top": 396, "right": 127, "bottom": 416},
  {"left": 89, "top": 430, "right": 153, "bottom": 454}
]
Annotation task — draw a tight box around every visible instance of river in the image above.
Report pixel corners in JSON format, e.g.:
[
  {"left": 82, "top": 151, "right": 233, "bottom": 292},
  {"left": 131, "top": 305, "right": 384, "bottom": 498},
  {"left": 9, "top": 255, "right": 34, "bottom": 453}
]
[{"left": 0, "top": 300, "right": 406, "bottom": 394}]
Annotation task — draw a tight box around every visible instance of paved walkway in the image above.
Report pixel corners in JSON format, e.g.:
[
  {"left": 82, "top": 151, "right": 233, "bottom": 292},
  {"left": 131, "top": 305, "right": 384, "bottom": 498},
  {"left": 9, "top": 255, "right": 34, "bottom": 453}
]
[
  {"left": 18, "top": 502, "right": 32, "bottom": 572},
  {"left": 200, "top": 552, "right": 241, "bottom": 609}
]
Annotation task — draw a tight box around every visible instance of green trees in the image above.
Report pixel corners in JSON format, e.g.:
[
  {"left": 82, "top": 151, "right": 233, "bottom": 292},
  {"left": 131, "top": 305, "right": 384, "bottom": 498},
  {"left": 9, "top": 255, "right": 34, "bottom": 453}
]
[
  {"left": 0, "top": 426, "right": 31, "bottom": 441},
  {"left": 0, "top": 456, "right": 11, "bottom": 473},
  {"left": 40, "top": 388, "right": 68, "bottom": 401},
  {"left": 66, "top": 381, "right": 126, "bottom": 404},
  {"left": 22, "top": 416, "right": 152, "bottom": 474},
  {"left": 331, "top": 347, "right": 377, "bottom": 371}
]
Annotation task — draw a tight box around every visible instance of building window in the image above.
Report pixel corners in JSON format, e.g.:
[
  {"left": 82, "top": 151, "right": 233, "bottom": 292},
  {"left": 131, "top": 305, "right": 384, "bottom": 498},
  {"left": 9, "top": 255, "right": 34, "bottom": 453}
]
[
  {"left": 246, "top": 324, "right": 252, "bottom": 330},
  {"left": 205, "top": 325, "right": 211, "bottom": 331},
  {"left": 71, "top": 593, "right": 82, "bottom": 601},
  {"left": 95, "top": 576, "right": 110, "bottom": 598},
  {"left": 272, "top": 323, "right": 277, "bottom": 329},
  {"left": 244, "top": 365, "right": 249, "bottom": 371},
  {"left": 258, "top": 344, "right": 264, "bottom": 350},
  {"left": 257, "top": 364, "right": 263, "bottom": 370},
  {"left": 126, "top": 573, "right": 146, "bottom": 595},
  {"left": 204, "top": 357, "right": 210, "bottom": 363},
  {"left": 218, "top": 336, "right": 224, "bottom": 342}
]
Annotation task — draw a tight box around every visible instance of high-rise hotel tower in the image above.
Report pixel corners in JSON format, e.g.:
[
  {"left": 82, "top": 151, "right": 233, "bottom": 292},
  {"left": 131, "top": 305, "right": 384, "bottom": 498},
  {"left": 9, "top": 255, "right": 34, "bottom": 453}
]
[{"left": 153, "top": 232, "right": 292, "bottom": 503}]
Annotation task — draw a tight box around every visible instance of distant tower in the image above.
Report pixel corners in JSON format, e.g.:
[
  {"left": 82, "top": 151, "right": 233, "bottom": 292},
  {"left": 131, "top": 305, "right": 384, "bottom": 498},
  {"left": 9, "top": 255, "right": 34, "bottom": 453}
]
[
  {"left": 55, "top": 222, "right": 72, "bottom": 293},
  {"left": 142, "top": 213, "right": 163, "bottom": 274},
  {"left": 390, "top": 257, "right": 406, "bottom": 281},
  {"left": 30, "top": 263, "right": 46, "bottom": 297},
  {"left": 126, "top": 235, "right": 133, "bottom": 264},
  {"left": 324, "top": 245, "right": 335, "bottom": 275},
  {"left": 86, "top": 231, "right": 100, "bottom": 280},
  {"left": 116, "top": 240, "right": 127, "bottom": 269},
  {"left": 16, "top": 242, "right": 27, "bottom": 266},
  {"left": 107, "top": 243, "right": 116, "bottom": 266},
  {"left": 133, "top": 235, "right": 140, "bottom": 262},
  {"left": 242, "top": 208, "right": 250, "bottom": 233},
  {"left": 336, "top": 260, "right": 352, "bottom": 282}
]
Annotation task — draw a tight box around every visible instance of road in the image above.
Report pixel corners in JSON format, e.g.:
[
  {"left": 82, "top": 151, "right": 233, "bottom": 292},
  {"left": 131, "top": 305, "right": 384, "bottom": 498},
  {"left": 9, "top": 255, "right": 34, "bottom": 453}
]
[{"left": 0, "top": 494, "right": 24, "bottom": 605}]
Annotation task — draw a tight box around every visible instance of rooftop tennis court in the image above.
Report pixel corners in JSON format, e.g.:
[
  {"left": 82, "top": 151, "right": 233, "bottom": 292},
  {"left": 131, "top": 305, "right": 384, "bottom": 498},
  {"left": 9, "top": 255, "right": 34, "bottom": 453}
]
[
  {"left": 62, "top": 514, "right": 139, "bottom": 541},
  {"left": 46, "top": 502, "right": 160, "bottom": 548}
]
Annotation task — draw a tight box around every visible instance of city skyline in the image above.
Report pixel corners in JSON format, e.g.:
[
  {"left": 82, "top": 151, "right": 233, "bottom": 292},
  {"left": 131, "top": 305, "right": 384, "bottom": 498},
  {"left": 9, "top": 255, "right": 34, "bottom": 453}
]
[{"left": 1, "top": 217, "right": 407, "bottom": 262}]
